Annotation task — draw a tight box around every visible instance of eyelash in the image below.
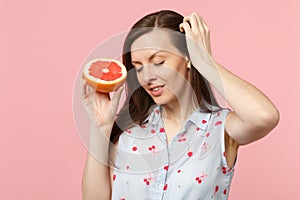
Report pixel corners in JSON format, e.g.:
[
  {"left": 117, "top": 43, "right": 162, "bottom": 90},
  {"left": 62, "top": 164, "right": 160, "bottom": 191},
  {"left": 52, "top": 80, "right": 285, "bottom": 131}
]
[
  {"left": 153, "top": 61, "right": 165, "bottom": 66},
  {"left": 135, "top": 61, "right": 165, "bottom": 72},
  {"left": 136, "top": 67, "right": 143, "bottom": 73}
]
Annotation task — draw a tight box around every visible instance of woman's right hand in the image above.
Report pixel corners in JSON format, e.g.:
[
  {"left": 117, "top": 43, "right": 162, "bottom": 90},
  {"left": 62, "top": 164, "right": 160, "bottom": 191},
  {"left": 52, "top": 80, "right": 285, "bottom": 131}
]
[{"left": 80, "top": 76, "right": 124, "bottom": 134}]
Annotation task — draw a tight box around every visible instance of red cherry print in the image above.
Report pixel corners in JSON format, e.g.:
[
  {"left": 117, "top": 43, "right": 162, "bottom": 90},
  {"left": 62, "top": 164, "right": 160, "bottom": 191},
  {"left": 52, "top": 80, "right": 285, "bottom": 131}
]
[
  {"left": 141, "top": 124, "right": 146, "bottom": 128},
  {"left": 155, "top": 109, "right": 160, "bottom": 114},
  {"left": 164, "top": 165, "right": 169, "bottom": 170},
  {"left": 125, "top": 129, "right": 132, "bottom": 134},
  {"left": 206, "top": 132, "right": 210, "bottom": 137},
  {"left": 126, "top": 165, "right": 130, "bottom": 170},
  {"left": 151, "top": 129, "right": 156, "bottom": 134},
  {"left": 113, "top": 174, "right": 116, "bottom": 181},
  {"left": 195, "top": 172, "right": 208, "bottom": 184},
  {"left": 196, "top": 127, "right": 200, "bottom": 131},
  {"left": 223, "top": 151, "right": 226, "bottom": 157},
  {"left": 177, "top": 169, "right": 181, "bottom": 173},
  {"left": 215, "top": 185, "right": 219, "bottom": 193},
  {"left": 143, "top": 174, "right": 155, "bottom": 186},
  {"left": 195, "top": 176, "right": 202, "bottom": 184},
  {"left": 182, "top": 138, "right": 186, "bottom": 142},
  {"left": 222, "top": 166, "right": 228, "bottom": 174},
  {"left": 132, "top": 146, "right": 138, "bottom": 151},
  {"left": 202, "top": 119, "right": 207, "bottom": 124},
  {"left": 178, "top": 139, "right": 182, "bottom": 142},
  {"left": 148, "top": 145, "right": 156, "bottom": 151},
  {"left": 163, "top": 184, "right": 168, "bottom": 190},
  {"left": 215, "top": 121, "right": 222, "bottom": 126},
  {"left": 187, "top": 151, "right": 193, "bottom": 157},
  {"left": 223, "top": 189, "right": 227, "bottom": 195},
  {"left": 120, "top": 198, "right": 126, "bottom": 200},
  {"left": 159, "top": 127, "right": 165, "bottom": 132}
]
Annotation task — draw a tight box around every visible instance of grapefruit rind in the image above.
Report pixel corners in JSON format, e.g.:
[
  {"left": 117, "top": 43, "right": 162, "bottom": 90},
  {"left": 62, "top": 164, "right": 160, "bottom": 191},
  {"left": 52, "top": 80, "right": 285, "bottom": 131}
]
[{"left": 82, "top": 58, "right": 127, "bottom": 93}]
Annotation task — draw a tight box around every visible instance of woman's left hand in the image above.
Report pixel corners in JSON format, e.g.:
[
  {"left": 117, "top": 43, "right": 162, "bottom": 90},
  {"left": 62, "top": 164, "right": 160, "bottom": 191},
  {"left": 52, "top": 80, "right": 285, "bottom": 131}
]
[{"left": 179, "top": 13, "right": 216, "bottom": 68}]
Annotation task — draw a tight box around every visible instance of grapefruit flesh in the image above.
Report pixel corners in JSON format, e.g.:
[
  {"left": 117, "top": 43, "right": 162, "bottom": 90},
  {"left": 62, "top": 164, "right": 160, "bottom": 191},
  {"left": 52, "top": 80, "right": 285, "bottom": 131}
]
[{"left": 82, "top": 58, "right": 127, "bottom": 93}]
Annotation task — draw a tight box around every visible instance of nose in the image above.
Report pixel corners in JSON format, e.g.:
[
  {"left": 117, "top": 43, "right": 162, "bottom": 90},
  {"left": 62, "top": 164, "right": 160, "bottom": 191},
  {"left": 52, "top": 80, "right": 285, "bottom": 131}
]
[{"left": 141, "top": 64, "right": 157, "bottom": 83}]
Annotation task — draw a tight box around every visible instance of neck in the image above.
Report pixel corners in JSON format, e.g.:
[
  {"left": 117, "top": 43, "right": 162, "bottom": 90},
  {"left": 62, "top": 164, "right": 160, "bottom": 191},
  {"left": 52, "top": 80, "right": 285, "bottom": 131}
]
[{"left": 161, "top": 90, "right": 198, "bottom": 124}]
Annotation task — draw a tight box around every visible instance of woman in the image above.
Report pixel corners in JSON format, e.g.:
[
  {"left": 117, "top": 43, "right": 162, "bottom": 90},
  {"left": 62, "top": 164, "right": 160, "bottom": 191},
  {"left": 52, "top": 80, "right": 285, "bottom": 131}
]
[{"left": 81, "top": 10, "right": 279, "bottom": 200}]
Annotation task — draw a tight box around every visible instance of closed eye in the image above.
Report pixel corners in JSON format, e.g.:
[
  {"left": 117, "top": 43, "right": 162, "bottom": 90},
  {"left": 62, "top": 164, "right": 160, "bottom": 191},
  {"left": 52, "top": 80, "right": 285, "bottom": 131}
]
[
  {"left": 136, "top": 66, "right": 143, "bottom": 72},
  {"left": 153, "top": 61, "right": 164, "bottom": 66},
  {"left": 134, "top": 61, "right": 164, "bottom": 72}
]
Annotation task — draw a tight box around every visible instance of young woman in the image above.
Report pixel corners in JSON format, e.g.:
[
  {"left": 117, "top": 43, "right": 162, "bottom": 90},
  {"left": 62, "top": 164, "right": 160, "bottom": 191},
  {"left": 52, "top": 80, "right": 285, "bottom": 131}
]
[{"left": 81, "top": 10, "right": 279, "bottom": 200}]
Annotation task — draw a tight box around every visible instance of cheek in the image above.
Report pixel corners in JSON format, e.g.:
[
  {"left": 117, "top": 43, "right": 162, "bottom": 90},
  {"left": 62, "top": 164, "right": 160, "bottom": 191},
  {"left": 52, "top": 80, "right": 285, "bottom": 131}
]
[
  {"left": 166, "top": 63, "right": 189, "bottom": 82},
  {"left": 135, "top": 72, "right": 145, "bottom": 86}
]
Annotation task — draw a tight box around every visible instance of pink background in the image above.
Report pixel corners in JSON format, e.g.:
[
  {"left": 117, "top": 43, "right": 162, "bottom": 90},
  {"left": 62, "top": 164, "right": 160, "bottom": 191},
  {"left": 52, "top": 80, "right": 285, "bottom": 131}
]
[{"left": 1, "top": 0, "right": 299, "bottom": 199}]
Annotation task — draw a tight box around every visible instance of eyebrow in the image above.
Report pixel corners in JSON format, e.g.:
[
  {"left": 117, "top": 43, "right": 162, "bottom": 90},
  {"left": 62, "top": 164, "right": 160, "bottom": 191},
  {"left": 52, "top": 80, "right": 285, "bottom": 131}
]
[{"left": 131, "top": 50, "right": 165, "bottom": 64}]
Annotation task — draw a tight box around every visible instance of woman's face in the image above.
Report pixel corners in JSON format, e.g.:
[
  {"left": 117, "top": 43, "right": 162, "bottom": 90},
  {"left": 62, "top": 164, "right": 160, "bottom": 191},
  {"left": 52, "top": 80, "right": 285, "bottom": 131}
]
[{"left": 130, "top": 29, "right": 190, "bottom": 105}]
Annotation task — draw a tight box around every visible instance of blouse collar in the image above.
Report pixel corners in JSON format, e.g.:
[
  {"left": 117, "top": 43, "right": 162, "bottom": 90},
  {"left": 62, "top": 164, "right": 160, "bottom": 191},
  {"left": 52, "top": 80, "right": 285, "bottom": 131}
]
[{"left": 144, "top": 104, "right": 212, "bottom": 131}]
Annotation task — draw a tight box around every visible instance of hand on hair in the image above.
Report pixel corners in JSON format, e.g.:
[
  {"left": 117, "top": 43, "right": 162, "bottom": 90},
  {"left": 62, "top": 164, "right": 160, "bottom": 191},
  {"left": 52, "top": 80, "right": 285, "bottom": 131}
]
[{"left": 179, "top": 12, "right": 216, "bottom": 68}]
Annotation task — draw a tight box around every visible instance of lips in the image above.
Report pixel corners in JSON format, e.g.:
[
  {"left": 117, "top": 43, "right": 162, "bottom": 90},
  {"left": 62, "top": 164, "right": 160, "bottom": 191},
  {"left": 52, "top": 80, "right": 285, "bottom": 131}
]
[
  {"left": 151, "top": 86, "right": 163, "bottom": 91},
  {"left": 149, "top": 85, "right": 165, "bottom": 96}
]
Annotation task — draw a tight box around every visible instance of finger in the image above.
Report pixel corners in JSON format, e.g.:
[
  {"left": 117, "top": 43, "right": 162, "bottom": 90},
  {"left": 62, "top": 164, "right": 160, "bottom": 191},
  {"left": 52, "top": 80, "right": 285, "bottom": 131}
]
[
  {"left": 179, "top": 22, "right": 192, "bottom": 35},
  {"left": 111, "top": 85, "right": 124, "bottom": 114},
  {"left": 195, "top": 15, "right": 210, "bottom": 38},
  {"left": 198, "top": 15, "right": 210, "bottom": 32},
  {"left": 183, "top": 14, "right": 199, "bottom": 34},
  {"left": 86, "top": 83, "right": 95, "bottom": 97},
  {"left": 198, "top": 17, "right": 212, "bottom": 55},
  {"left": 94, "top": 89, "right": 110, "bottom": 100},
  {"left": 189, "top": 13, "right": 205, "bottom": 36},
  {"left": 93, "top": 91, "right": 110, "bottom": 116},
  {"left": 80, "top": 78, "right": 88, "bottom": 98}
]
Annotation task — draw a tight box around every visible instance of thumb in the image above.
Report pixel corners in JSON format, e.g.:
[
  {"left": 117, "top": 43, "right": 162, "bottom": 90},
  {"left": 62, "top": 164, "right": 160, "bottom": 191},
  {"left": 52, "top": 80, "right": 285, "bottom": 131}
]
[{"left": 111, "top": 85, "right": 125, "bottom": 114}]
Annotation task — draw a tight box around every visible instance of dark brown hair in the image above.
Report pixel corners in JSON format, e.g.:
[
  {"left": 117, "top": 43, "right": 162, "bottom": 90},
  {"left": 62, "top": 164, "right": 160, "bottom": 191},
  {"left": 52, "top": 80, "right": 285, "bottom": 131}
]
[{"left": 110, "top": 10, "right": 220, "bottom": 144}]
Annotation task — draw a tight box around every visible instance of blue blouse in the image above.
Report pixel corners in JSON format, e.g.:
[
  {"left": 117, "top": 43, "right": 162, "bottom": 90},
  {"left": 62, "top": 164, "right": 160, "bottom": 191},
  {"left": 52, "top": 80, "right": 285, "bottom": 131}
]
[{"left": 109, "top": 105, "right": 235, "bottom": 200}]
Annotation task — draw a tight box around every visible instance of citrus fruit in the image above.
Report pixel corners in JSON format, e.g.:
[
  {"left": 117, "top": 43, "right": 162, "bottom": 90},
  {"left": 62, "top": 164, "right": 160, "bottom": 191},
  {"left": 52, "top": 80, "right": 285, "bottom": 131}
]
[{"left": 82, "top": 58, "right": 127, "bottom": 93}]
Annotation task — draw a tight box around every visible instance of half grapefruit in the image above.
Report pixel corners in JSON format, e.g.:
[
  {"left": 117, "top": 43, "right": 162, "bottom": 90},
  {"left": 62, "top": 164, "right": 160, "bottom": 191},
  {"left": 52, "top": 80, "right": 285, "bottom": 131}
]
[{"left": 82, "top": 58, "right": 127, "bottom": 93}]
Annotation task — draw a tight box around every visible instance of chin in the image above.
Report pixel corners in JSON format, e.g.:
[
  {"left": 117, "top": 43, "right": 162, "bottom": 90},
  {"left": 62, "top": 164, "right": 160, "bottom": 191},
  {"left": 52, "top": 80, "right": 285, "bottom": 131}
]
[
  {"left": 152, "top": 96, "right": 174, "bottom": 106},
  {"left": 153, "top": 99, "right": 167, "bottom": 105}
]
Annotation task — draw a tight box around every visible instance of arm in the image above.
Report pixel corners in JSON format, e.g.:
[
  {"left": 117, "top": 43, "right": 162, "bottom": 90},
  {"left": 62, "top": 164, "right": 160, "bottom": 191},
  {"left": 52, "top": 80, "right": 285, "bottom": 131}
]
[
  {"left": 212, "top": 63, "right": 279, "bottom": 145},
  {"left": 82, "top": 125, "right": 112, "bottom": 200},
  {"left": 80, "top": 77, "right": 123, "bottom": 199},
  {"left": 180, "top": 13, "right": 280, "bottom": 145}
]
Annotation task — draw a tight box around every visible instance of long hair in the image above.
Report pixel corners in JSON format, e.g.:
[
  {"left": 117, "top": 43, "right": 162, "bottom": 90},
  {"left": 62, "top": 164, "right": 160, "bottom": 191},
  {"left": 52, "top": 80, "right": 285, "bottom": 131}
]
[{"left": 110, "top": 10, "right": 220, "bottom": 144}]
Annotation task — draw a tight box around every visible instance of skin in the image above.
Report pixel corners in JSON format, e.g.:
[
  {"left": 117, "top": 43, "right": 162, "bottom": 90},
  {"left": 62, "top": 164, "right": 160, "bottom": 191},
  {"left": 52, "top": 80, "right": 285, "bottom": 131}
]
[{"left": 81, "top": 12, "right": 280, "bottom": 200}]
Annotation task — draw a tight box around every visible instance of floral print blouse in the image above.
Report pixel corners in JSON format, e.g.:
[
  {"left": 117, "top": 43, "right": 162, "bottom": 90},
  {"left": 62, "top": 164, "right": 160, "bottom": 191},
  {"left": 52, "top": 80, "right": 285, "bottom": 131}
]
[{"left": 109, "top": 105, "right": 235, "bottom": 200}]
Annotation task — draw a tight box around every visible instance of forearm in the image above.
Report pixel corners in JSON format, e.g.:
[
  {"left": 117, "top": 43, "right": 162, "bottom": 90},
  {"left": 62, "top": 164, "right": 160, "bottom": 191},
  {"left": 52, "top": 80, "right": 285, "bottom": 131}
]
[
  {"left": 82, "top": 124, "right": 112, "bottom": 200},
  {"left": 200, "top": 60, "right": 278, "bottom": 124},
  {"left": 193, "top": 58, "right": 279, "bottom": 143}
]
